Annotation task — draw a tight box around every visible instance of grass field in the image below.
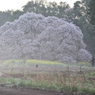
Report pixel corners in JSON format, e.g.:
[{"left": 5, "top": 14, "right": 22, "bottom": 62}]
[{"left": 0, "top": 59, "right": 95, "bottom": 94}]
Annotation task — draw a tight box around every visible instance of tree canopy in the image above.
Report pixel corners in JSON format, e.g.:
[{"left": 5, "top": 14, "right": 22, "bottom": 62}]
[{"left": 0, "top": 0, "right": 95, "bottom": 55}]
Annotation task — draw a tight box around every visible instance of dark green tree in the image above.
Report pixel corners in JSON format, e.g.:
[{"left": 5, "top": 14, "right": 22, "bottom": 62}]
[
  {"left": 22, "top": 0, "right": 70, "bottom": 17},
  {"left": 46, "top": 2, "right": 59, "bottom": 16},
  {"left": 0, "top": 11, "right": 12, "bottom": 26},
  {"left": 23, "top": 1, "right": 35, "bottom": 12},
  {"left": 88, "top": 0, "right": 95, "bottom": 26},
  {"left": 58, "top": 2, "right": 70, "bottom": 18},
  {"left": 11, "top": 10, "right": 24, "bottom": 21},
  {"left": 23, "top": 0, "right": 47, "bottom": 16},
  {"left": 65, "top": 0, "right": 95, "bottom": 55}
]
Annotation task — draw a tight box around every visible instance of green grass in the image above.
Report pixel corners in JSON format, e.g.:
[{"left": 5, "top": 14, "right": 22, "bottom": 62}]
[
  {"left": 0, "top": 76, "right": 95, "bottom": 94},
  {"left": 77, "top": 62, "right": 92, "bottom": 67}
]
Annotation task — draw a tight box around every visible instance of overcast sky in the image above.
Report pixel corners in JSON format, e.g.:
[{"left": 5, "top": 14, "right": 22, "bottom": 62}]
[{"left": 0, "top": 0, "right": 80, "bottom": 11}]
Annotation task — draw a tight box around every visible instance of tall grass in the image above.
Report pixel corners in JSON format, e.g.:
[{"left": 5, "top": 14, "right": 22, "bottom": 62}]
[{"left": 0, "top": 69, "right": 95, "bottom": 94}]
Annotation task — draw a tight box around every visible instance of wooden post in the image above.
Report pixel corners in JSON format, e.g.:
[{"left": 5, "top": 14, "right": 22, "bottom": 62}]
[
  {"left": 80, "top": 66, "right": 82, "bottom": 73},
  {"left": 36, "top": 64, "right": 38, "bottom": 80},
  {"left": 11, "top": 67, "right": 13, "bottom": 76},
  {"left": 92, "top": 56, "right": 95, "bottom": 67}
]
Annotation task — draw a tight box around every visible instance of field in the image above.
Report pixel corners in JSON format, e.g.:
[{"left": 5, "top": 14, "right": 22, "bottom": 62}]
[{"left": 0, "top": 59, "right": 95, "bottom": 95}]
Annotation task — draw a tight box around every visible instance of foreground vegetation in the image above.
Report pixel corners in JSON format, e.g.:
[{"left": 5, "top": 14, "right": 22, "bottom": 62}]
[{"left": 0, "top": 59, "right": 94, "bottom": 94}]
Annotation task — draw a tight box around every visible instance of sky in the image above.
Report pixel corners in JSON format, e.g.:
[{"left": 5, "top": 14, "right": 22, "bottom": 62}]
[{"left": 0, "top": 0, "right": 79, "bottom": 11}]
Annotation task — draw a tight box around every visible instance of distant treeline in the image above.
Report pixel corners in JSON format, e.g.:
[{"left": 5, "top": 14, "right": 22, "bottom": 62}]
[{"left": 0, "top": 0, "right": 95, "bottom": 55}]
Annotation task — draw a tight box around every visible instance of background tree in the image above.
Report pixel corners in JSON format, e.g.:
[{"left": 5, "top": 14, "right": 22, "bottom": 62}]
[
  {"left": 0, "top": 11, "right": 12, "bottom": 26},
  {"left": 11, "top": 10, "right": 24, "bottom": 21},
  {"left": 22, "top": 0, "right": 69, "bottom": 17},
  {"left": 65, "top": 0, "right": 95, "bottom": 55},
  {"left": 57, "top": 2, "right": 70, "bottom": 18},
  {"left": 88, "top": 0, "right": 95, "bottom": 26}
]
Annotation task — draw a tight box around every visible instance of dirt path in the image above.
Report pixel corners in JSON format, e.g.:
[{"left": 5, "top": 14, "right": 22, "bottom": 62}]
[{"left": 0, "top": 87, "right": 63, "bottom": 95}]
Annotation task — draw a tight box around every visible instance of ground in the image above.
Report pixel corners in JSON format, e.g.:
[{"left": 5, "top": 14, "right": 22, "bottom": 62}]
[{"left": 0, "top": 87, "right": 62, "bottom": 95}]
